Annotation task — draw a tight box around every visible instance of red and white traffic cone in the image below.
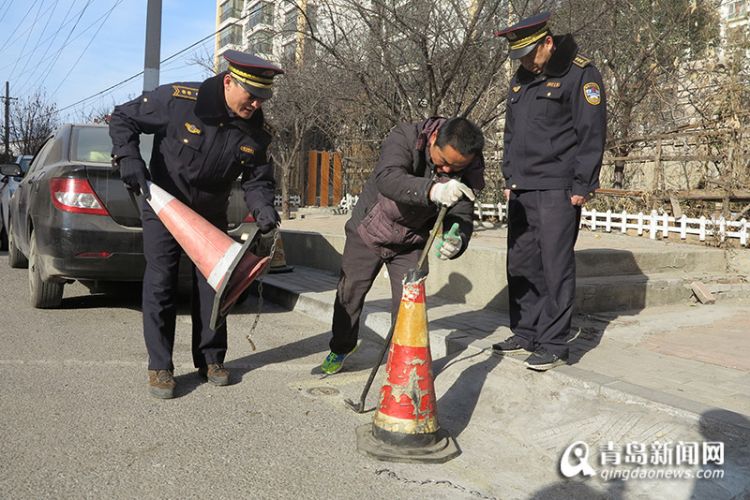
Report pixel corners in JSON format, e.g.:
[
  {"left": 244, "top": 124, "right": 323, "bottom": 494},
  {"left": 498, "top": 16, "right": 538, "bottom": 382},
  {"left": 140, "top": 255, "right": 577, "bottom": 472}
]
[
  {"left": 355, "top": 268, "right": 460, "bottom": 463},
  {"left": 147, "top": 182, "right": 270, "bottom": 330}
]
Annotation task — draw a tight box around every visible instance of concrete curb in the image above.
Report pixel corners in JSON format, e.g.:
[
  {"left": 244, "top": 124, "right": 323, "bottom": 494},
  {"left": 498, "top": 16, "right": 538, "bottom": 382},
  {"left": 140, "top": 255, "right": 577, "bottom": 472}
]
[{"left": 252, "top": 274, "right": 750, "bottom": 441}]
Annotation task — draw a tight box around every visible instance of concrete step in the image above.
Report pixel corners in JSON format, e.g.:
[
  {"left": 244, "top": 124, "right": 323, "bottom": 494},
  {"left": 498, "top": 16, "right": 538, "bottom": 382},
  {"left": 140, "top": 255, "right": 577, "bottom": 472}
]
[
  {"left": 280, "top": 228, "right": 730, "bottom": 279},
  {"left": 278, "top": 226, "right": 736, "bottom": 313}
]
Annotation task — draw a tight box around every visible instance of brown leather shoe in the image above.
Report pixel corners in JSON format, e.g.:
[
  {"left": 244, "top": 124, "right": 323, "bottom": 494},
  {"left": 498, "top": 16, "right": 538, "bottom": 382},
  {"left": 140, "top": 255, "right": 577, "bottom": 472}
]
[
  {"left": 198, "top": 363, "right": 230, "bottom": 386},
  {"left": 148, "top": 369, "right": 175, "bottom": 399}
]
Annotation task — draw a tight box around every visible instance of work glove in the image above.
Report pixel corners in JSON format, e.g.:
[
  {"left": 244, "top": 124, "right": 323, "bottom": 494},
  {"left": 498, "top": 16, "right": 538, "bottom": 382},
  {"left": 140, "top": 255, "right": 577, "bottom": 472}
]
[
  {"left": 429, "top": 179, "right": 475, "bottom": 207},
  {"left": 255, "top": 205, "right": 280, "bottom": 234},
  {"left": 117, "top": 157, "right": 151, "bottom": 199},
  {"left": 435, "top": 223, "right": 462, "bottom": 260}
]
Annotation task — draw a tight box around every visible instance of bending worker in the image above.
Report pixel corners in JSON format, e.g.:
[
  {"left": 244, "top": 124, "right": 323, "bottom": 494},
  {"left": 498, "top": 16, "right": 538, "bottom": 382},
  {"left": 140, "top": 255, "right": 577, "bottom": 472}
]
[
  {"left": 321, "top": 117, "right": 486, "bottom": 374},
  {"left": 109, "top": 51, "right": 283, "bottom": 399}
]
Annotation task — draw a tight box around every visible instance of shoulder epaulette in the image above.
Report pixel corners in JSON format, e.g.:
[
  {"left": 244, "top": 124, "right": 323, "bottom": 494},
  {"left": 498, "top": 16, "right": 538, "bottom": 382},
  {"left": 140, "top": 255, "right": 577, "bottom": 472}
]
[
  {"left": 171, "top": 84, "right": 199, "bottom": 100},
  {"left": 573, "top": 55, "right": 591, "bottom": 68}
]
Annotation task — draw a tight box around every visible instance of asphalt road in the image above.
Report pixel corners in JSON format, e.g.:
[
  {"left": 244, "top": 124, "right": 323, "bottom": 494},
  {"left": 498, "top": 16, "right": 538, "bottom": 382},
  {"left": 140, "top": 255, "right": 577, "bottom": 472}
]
[{"left": 1, "top": 255, "right": 749, "bottom": 499}]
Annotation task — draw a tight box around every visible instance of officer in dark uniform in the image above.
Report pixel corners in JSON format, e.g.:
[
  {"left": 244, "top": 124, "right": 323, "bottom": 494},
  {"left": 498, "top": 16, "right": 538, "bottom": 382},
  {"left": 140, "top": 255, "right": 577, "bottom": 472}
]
[
  {"left": 492, "top": 12, "right": 607, "bottom": 370},
  {"left": 109, "top": 51, "right": 283, "bottom": 398}
]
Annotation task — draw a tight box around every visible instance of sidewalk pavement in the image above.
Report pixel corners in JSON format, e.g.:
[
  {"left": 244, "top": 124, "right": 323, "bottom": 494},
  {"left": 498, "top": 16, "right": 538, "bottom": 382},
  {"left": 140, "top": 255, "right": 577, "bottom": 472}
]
[{"left": 256, "top": 215, "right": 750, "bottom": 438}]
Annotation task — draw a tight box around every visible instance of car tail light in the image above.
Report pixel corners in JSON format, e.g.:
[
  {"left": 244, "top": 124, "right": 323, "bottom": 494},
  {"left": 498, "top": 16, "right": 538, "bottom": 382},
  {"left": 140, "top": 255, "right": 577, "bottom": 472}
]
[{"left": 49, "top": 178, "right": 109, "bottom": 215}]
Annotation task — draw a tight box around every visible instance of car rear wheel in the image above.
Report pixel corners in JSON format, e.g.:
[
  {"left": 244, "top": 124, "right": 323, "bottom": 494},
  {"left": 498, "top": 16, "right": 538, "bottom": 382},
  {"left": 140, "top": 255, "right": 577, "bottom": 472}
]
[
  {"left": 8, "top": 222, "right": 28, "bottom": 268},
  {"left": 29, "top": 231, "right": 64, "bottom": 308}
]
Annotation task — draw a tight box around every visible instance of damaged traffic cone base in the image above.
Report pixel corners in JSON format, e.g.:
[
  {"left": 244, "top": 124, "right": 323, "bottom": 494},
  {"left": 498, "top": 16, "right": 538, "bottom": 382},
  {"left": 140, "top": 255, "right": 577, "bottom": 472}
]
[{"left": 355, "top": 268, "right": 460, "bottom": 464}]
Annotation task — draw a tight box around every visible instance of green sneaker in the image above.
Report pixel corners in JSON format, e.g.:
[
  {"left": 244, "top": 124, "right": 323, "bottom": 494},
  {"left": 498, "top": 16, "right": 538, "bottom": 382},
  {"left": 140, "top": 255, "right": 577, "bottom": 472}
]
[{"left": 321, "top": 345, "right": 358, "bottom": 375}]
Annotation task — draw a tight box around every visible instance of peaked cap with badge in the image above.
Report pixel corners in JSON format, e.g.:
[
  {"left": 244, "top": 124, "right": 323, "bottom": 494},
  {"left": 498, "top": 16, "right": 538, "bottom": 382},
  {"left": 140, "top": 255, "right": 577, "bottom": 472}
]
[
  {"left": 494, "top": 11, "right": 551, "bottom": 60},
  {"left": 223, "top": 49, "right": 284, "bottom": 100}
]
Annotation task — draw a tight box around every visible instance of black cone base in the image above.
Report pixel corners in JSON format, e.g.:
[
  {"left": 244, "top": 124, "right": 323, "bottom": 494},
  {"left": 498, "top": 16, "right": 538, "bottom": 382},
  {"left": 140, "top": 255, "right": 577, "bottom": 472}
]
[
  {"left": 355, "top": 424, "right": 461, "bottom": 464},
  {"left": 210, "top": 229, "right": 270, "bottom": 331}
]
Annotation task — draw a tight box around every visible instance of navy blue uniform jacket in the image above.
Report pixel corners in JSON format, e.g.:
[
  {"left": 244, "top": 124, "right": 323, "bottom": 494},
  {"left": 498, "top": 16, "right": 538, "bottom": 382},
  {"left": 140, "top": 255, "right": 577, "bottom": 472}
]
[
  {"left": 503, "top": 35, "right": 606, "bottom": 197},
  {"left": 109, "top": 73, "right": 275, "bottom": 219}
]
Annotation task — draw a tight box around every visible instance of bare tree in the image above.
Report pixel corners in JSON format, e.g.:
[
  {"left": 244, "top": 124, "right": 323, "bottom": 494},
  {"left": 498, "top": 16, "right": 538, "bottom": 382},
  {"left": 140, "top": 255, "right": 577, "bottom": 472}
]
[
  {"left": 553, "top": 0, "right": 719, "bottom": 188},
  {"left": 10, "top": 91, "right": 59, "bottom": 156}
]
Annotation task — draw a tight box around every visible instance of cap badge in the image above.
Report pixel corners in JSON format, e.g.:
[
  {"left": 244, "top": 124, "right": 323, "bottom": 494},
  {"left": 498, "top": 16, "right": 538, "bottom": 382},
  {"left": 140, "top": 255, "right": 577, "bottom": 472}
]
[{"left": 583, "top": 82, "right": 601, "bottom": 105}]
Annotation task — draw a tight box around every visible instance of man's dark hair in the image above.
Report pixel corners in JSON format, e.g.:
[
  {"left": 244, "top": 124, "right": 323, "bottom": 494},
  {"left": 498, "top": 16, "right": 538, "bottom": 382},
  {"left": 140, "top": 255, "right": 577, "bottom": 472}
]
[{"left": 435, "top": 117, "right": 485, "bottom": 156}]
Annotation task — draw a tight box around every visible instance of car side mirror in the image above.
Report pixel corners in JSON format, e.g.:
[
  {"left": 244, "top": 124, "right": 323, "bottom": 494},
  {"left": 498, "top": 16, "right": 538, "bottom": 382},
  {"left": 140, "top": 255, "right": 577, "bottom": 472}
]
[{"left": 0, "top": 163, "right": 23, "bottom": 177}]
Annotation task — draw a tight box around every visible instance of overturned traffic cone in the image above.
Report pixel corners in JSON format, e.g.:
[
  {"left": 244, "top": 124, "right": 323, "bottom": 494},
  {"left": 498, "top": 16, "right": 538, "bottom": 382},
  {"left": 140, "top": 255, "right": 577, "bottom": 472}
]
[
  {"left": 355, "top": 268, "right": 460, "bottom": 463},
  {"left": 268, "top": 233, "right": 293, "bottom": 273},
  {"left": 147, "top": 182, "right": 270, "bottom": 330}
]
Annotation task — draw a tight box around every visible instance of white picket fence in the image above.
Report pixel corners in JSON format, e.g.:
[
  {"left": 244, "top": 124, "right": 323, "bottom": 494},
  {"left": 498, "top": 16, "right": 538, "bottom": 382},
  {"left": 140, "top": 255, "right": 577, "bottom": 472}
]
[{"left": 473, "top": 202, "right": 749, "bottom": 247}]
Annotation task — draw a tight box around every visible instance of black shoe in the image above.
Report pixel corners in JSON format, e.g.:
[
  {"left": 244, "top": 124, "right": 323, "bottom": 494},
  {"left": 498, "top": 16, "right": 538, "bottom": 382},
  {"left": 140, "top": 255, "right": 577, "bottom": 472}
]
[
  {"left": 492, "top": 335, "right": 530, "bottom": 354},
  {"left": 524, "top": 349, "right": 567, "bottom": 371},
  {"left": 198, "top": 363, "right": 230, "bottom": 386}
]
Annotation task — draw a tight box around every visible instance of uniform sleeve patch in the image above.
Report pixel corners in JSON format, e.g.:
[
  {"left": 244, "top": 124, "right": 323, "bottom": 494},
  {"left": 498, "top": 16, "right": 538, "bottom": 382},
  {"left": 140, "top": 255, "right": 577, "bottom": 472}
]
[
  {"left": 172, "top": 85, "right": 198, "bottom": 100},
  {"left": 240, "top": 145, "right": 255, "bottom": 154},
  {"left": 583, "top": 82, "right": 601, "bottom": 105}
]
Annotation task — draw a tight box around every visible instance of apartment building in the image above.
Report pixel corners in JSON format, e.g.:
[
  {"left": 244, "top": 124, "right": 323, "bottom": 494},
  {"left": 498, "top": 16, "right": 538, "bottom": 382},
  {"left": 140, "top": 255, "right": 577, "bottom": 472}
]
[{"left": 215, "top": 0, "right": 317, "bottom": 71}]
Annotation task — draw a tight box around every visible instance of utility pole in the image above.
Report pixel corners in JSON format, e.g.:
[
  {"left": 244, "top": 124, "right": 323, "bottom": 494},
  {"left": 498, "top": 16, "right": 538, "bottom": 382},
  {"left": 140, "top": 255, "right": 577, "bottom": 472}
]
[
  {"left": 143, "top": 0, "right": 162, "bottom": 92},
  {"left": 2, "top": 82, "right": 18, "bottom": 160}
]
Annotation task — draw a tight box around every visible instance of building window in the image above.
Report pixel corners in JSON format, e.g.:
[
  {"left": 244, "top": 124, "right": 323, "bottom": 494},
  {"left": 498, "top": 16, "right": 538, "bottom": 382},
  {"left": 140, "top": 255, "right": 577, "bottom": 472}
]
[
  {"left": 219, "top": 24, "right": 242, "bottom": 47},
  {"left": 220, "top": 0, "right": 242, "bottom": 24},
  {"left": 248, "top": 2, "right": 274, "bottom": 29},
  {"left": 727, "top": 0, "right": 747, "bottom": 19},
  {"left": 249, "top": 30, "right": 273, "bottom": 55},
  {"left": 283, "top": 41, "right": 296, "bottom": 61},
  {"left": 283, "top": 9, "right": 298, "bottom": 33}
]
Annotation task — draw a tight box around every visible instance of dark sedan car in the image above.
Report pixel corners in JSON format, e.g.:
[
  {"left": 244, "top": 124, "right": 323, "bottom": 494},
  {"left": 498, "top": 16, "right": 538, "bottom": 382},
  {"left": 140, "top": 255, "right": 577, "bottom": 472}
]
[{"left": 2, "top": 124, "right": 257, "bottom": 308}]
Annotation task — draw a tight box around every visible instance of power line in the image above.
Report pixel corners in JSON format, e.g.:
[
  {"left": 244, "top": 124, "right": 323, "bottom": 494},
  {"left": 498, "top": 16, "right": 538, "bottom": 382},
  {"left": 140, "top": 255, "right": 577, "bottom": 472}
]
[
  {"left": 51, "top": 0, "right": 123, "bottom": 96},
  {"left": 55, "top": 4, "right": 262, "bottom": 117},
  {"left": 37, "top": 0, "right": 93, "bottom": 89},
  {"left": 6, "top": 0, "right": 46, "bottom": 81},
  {"left": 0, "top": 0, "right": 41, "bottom": 54}
]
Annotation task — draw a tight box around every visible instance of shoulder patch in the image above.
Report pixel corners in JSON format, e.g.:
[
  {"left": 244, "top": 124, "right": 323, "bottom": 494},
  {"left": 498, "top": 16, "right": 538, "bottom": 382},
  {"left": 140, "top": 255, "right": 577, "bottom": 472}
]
[
  {"left": 583, "top": 82, "right": 601, "bottom": 105},
  {"left": 172, "top": 85, "right": 198, "bottom": 100},
  {"left": 573, "top": 55, "right": 591, "bottom": 68}
]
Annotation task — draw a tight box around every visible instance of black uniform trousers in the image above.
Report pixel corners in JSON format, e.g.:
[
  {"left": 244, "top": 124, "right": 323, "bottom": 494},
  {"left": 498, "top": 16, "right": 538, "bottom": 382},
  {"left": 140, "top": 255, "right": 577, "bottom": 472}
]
[
  {"left": 141, "top": 202, "right": 228, "bottom": 371},
  {"left": 330, "top": 219, "right": 426, "bottom": 354},
  {"left": 506, "top": 189, "right": 581, "bottom": 358}
]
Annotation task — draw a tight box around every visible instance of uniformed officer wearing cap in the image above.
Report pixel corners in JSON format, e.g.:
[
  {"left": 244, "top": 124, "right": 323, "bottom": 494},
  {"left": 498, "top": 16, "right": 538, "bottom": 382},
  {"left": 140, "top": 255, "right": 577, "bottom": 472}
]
[
  {"left": 109, "top": 50, "right": 283, "bottom": 399},
  {"left": 492, "top": 12, "right": 607, "bottom": 371}
]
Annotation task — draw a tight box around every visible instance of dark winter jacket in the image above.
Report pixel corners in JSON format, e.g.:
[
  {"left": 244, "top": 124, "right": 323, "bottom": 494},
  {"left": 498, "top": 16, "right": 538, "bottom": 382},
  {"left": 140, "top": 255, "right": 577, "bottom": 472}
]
[
  {"left": 109, "top": 72, "right": 275, "bottom": 220},
  {"left": 352, "top": 117, "right": 485, "bottom": 259}
]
